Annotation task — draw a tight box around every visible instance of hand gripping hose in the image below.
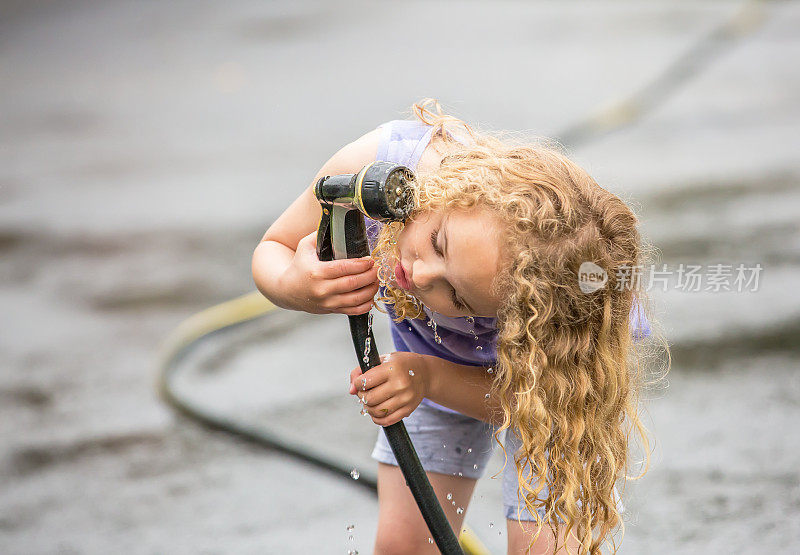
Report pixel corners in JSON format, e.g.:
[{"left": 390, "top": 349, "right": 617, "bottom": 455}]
[{"left": 316, "top": 161, "right": 464, "bottom": 554}]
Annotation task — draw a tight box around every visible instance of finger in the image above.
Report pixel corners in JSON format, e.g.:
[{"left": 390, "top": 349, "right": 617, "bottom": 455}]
[
  {"left": 358, "top": 382, "right": 394, "bottom": 408},
  {"left": 351, "top": 366, "right": 389, "bottom": 393},
  {"left": 330, "top": 283, "right": 380, "bottom": 312},
  {"left": 327, "top": 266, "right": 379, "bottom": 295},
  {"left": 366, "top": 399, "right": 396, "bottom": 418},
  {"left": 349, "top": 367, "right": 363, "bottom": 394},
  {"left": 317, "top": 256, "right": 375, "bottom": 279},
  {"left": 297, "top": 231, "right": 317, "bottom": 252},
  {"left": 369, "top": 405, "right": 408, "bottom": 427},
  {"left": 341, "top": 299, "right": 376, "bottom": 316}
]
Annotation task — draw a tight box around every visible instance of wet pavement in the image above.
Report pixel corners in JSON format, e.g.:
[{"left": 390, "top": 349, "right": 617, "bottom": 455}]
[{"left": 1, "top": 1, "right": 799, "bottom": 553}]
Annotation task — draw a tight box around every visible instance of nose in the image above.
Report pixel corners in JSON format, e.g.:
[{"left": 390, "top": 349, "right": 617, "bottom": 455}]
[{"left": 411, "top": 259, "right": 440, "bottom": 290}]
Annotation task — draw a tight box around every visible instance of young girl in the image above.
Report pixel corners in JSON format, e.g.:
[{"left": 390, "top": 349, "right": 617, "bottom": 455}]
[{"left": 252, "top": 99, "right": 661, "bottom": 554}]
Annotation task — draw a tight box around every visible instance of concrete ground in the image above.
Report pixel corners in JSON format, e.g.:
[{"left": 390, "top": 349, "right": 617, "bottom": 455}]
[{"left": 1, "top": 1, "right": 798, "bottom": 553}]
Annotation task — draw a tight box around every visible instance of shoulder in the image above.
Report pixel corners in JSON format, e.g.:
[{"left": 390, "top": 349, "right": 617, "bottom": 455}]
[
  {"left": 321, "top": 126, "right": 383, "bottom": 176},
  {"left": 322, "top": 119, "right": 431, "bottom": 176}
]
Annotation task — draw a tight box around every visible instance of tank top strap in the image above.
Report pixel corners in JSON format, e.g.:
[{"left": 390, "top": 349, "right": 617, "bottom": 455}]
[
  {"left": 366, "top": 119, "right": 434, "bottom": 253},
  {"left": 376, "top": 119, "right": 434, "bottom": 170}
]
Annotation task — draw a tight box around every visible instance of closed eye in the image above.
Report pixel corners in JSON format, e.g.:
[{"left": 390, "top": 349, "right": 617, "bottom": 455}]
[
  {"left": 450, "top": 289, "right": 467, "bottom": 311},
  {"left": 429, "top": 229, "right": 442, "bottom": 256},
  {"left": 430, "top": 228, "right": 467, "bottom": 311}
]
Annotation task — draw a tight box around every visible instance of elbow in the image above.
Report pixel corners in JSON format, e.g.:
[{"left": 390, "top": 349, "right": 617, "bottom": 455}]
[
  {"left": 251, "top": 241, "right": 270, "bottom": 297},
  {"left": 251, "top": 243, "right": 261, "bottom": 288}
]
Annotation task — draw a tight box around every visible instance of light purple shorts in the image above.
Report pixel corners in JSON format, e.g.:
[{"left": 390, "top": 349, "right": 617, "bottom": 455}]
[{"left": 371, "top": 401, "right": 623, "bottom": 522}]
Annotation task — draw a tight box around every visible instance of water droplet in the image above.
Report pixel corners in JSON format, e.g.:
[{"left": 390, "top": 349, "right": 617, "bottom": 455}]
[
  {"left": 350, "top": 469, "right": 360, "bottom": 480},
  {"left": 476, "top": 345, "right": 483, "bottom": 351},
  {"left": 487, "top": 367, "right": 493, "bottom": 373},
  {"left": 458, "top": 472, "right": 463, "bottom": 477},
  {"left": 465, "top": 316, "right": 475, "bottom": 324},
  {"left": 446, "top": 493, "right": 452, "bottom": 500},
  {"left": 473, "top": 464, "right": 478, "bottom": 470},
  {"left": 348, "top": 550, "right": 359, "bottom": 555},
  {"left": 362, "top": 335, "right": 372, "bottom": 364},
  {"left": 467, "top": 448, "right": 472, "bottom": 453},
  {"left": 484, "top": 394, "right": 490, "bottom": 399},
  {"left": 442, "top": 444, "right": 446, "bottom": 449},
  {"left": 346, "top": 524, "right": 355, "bottom": 531},
  {"left": 408, "top": 370, "right": 414, "bottom": 376},
  {"left": 348, "top": 535, "right": 353, "bottom": 541},
  {"left": 457, "top": 507, "right": 464, "bottom": 514},
  {"left": 408, "top": 326, "right": 412, "bottom": 331},
  {"left": 361, "top": 378, "right": 367, "bottom": 390},
  {"left": 489, "top": 522, "right": 494, "bottom": 528},
  {"left": 428, "top": 538, "right": 434, "bottom": 544},
  {"left": 427, "top": 317, "right": 443, "bottom": 344}
]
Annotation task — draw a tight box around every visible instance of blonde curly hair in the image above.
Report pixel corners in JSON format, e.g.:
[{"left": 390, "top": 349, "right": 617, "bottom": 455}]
[{"left": 370, "top": 98, "right": 668, "bottom": 553}]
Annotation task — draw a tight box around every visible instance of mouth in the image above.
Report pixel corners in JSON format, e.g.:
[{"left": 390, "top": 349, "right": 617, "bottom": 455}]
[{"left": 394, "top": 261, "right": 412, "bottom": 291}]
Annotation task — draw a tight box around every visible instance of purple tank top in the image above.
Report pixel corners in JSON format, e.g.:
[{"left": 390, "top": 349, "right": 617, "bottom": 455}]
[{"left": 365, "top": 119, "right": 651, "bottom": 414}]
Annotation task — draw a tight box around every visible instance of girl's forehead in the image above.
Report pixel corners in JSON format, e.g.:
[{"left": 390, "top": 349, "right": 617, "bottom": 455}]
[{"left": 446, "top": 206, "right": 502, "bottom": 233}]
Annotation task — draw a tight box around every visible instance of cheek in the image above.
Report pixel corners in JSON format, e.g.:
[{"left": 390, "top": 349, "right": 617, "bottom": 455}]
[
  {"left": 395, "top": 227, "right": 407, "bottom": 254},
  {"left": 397, "top": 223, "right": 415, "bottom": 253}
]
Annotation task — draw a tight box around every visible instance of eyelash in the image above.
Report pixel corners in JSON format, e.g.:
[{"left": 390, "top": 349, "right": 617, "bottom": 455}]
[{"left": 430, "top": 228, "right": 467, "bottom": 312}]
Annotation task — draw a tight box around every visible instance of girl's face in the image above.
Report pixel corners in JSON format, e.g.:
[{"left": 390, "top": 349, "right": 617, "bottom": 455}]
[{"left": 394, "top": 206, "right": 503, "bottom": 318}]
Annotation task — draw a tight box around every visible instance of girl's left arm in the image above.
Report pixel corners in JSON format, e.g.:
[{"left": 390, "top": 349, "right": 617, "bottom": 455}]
[{"left": 348, "top": 352, "right": 503, "bottom": 426}]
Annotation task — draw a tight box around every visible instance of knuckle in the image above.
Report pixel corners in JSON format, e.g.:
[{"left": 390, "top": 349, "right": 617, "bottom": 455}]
[{"left": 313, "top": 282, "right": 329, "bottom": 298}]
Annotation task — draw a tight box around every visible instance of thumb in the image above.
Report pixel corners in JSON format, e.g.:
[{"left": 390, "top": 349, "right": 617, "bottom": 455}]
[
  {"left": 299, "top": 230, "right": 317, "bottom": 249},
  {"left": 297, "top": 231, "right": 320, "bottom": 260},
  {"left": 349, "top": 367, "right": 362, "bottom": 393}
]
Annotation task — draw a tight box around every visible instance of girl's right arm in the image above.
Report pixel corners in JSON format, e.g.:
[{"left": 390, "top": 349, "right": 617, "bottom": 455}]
[{"left": 251, "top": 127, "right": 383, "bottom": 316}]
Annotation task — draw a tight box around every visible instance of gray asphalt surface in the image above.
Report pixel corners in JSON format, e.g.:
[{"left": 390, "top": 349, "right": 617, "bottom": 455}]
[{"left": 1, "top": 1, "right": 799, "bottom": 553}]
